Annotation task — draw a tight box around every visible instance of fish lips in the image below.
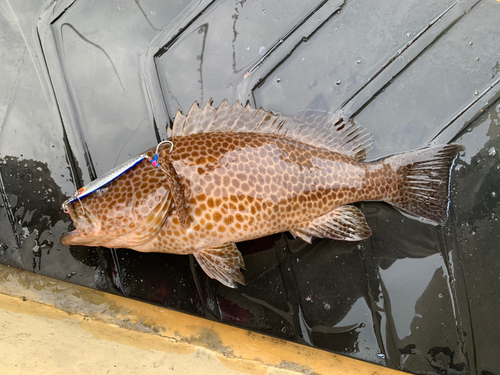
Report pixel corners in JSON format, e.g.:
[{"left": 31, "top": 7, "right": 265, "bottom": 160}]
[
  {"left": 60, "top": 230, "right": 82, "bottom": 246},
  {"left": 60, "top": 227, "right": 103, "bottom": 246},
  {"left": 61, "top": 200, "right": 96, "bottom": 246}
]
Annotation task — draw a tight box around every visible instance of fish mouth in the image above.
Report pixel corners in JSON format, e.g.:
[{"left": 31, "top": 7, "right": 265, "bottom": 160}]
[
  {"left": 60, "top": 229, "right": 81, "bottom": 246},
  {"left": 61, "top": 199, "right": 96, "bottom": 246}
]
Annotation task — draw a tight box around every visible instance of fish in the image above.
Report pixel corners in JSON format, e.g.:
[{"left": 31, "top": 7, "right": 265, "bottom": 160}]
[{"left": 61, "top": 100, "right": 464, "bottom": 288}]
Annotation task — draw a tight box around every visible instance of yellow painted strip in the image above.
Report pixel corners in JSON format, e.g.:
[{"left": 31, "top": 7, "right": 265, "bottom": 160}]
[{"left": 0, "top": 265, "right": 408, "bottom": 375}]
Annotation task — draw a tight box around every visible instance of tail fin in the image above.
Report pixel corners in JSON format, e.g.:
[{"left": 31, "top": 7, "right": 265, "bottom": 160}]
[{"left": 385, "top": 144, "right": 464, "bottom": 225}]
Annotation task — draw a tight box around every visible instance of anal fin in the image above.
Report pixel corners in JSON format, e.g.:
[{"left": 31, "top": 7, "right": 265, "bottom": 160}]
[
  {"left": 289, "top": 229, "right": 313, "bottom": 244},
  {"left": 159, "top": 155, "right": 189, "bottom": 229},
  {"left": 193, "top": 242, "right": 245, "bottom": 288},
  {"left": 291, "top": 205, "right": 372, "bottom": 244}
]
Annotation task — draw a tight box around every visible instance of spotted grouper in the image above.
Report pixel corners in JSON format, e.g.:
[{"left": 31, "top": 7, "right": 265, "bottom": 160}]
[{"left": 61, "top": 100, "right": 464, "bottom": 287}]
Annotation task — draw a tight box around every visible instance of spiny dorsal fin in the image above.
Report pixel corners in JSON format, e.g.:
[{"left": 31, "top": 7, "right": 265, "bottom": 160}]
[
  {"left": 291, "top": 205, "right": 372, "bottom": 243},
  {"left": 168, "top": 100, "right": 373, "bottom": 161},
  {"left": 193, "top": 242, "right": 245, "bottom": 288}
]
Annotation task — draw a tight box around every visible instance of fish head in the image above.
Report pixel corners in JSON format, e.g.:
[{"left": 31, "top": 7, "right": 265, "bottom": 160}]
[{"left": 61, "top": 160, "right": 171, "bottom": 248}]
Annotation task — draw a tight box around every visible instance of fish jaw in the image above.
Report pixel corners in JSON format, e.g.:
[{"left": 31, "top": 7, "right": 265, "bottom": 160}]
[
  {"left": 61, "top": 201, "right": 139, "bottom": 247},
  {"left": 60, "top": 229, "right": 128, "bottom": 247},
  {"left": 60, "top": 229, "right": 101, "bottom": 246},
  {"left": 60, "top": 228, "right": 102, "bottom": 246},
  {"left": 60, "top": 229, "right": 80, "bottom": 246},
  {"left": 61, "top": 200, "right": 102, "bottom": 246}
]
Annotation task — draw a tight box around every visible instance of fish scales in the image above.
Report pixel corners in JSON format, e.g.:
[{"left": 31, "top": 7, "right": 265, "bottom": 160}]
[
  {"left": 61, "top": 100, "right": 464, "bottom": 288},
  {"left": 138, "top": 132, "right": 387, "bottom": 254}
]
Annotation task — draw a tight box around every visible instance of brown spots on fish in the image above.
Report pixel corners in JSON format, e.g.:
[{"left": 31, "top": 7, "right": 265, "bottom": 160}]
[{"left": 62, "top": 100, "right": 463, "bottom": 288}]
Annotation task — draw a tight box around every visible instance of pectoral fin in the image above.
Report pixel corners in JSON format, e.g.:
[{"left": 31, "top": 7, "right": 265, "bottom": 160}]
[
  {"left": 291, "top": 205, "right": 372, "bottom": 243},
  {"left": 193, "top": 242, "right": 246, "bottom": 288},
  {"left": 159, "top": 155, "right": 189, "bottom": 229}
]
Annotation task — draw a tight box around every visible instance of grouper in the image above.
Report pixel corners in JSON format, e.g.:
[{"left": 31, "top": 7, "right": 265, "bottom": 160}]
[{"left": 61, "top": 100, "right": 464, "bottom": 287}]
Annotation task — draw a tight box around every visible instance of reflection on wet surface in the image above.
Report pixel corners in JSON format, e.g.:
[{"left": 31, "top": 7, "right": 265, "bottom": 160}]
[
  {"left": 1, "top": 0, "right": 500, "bottom": 374},
  {"left": 0, "top": 156, "right": 102, "bottom": 288}
]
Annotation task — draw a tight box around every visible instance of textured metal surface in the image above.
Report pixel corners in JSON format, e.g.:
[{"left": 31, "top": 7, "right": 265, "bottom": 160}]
[{"left": 1, "top": 0, "right": 500, "bottom": 373}]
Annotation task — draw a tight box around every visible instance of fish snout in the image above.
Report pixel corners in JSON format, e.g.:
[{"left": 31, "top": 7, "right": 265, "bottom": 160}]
[
  {"left": 60, "top": 230, "right": 82, "bottom": 246},
  {"left": 61, "top": 199, "right": 98, "bottom": 245}
]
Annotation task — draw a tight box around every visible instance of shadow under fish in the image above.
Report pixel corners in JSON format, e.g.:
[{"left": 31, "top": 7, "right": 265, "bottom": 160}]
[{"left": 61, "top": 100, "right": 464, "bottom": 288}]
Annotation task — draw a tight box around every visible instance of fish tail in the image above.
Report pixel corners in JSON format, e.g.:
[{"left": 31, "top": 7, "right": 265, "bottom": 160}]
[{"left": 384, "top": 144, "right": 464, "bottom": 225}]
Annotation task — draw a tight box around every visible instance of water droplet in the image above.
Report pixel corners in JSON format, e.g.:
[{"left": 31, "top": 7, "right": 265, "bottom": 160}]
[
  {"left": 492, "top": 191, "right": 496, "bottom": 198},
  {"left": 438, "top": 293, "right": 443, "bottom": 298},
  {"left": 336, "top": 80, "right": 341, "bottom": 85},
  {"left": 474, "top": 91, "right": 479, "bottom": 96},
  {"left": 488, "top": 147, "right": 497, "bottom": 156},
  {"left": 405, "top": 32, "right": 412, "bottom": 38},
  {"left": 259, "top": 46, "right": 266, "bottom": 55},
  {"left": 376, "top": 353, "right": 386, "bottom": 359},
  {"left": 276, "top": 77, "right": 281, "bottom": 83},
  {"left": 469, "top": 41, "right": 473, "bottom": 46},
  {"left": 356, "top": 59, "right": 361, "bottom": 64},
  {"left": 150, "top": 10, "right": 156, "bottom": 16},
  {"left": 476, "top": 57, "right": 480, "bottom": 61},
  {"left": 324, "top": 303, "right": 331, "bottom": 310}
]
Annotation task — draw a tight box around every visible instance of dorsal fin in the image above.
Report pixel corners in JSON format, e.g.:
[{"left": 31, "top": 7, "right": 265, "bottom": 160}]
[{"left": 168, "top": 100, "right": 373, "bottom": 161}]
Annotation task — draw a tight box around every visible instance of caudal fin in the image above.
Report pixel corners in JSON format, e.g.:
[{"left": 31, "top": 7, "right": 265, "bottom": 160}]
[{"left": 385, "top": 144, "right": 464, "bottom": 225}]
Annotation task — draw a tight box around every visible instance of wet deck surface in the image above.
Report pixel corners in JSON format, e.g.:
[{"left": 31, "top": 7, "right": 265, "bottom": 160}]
[
  {"left": 1, "top": 264, "right": 352, "bottom": 375},
  {"left": 1, "top": 1, "right": 500, "bottom": 374}
]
